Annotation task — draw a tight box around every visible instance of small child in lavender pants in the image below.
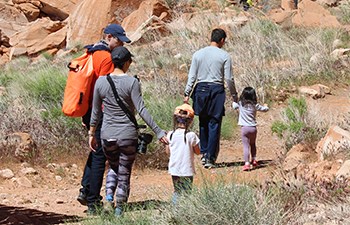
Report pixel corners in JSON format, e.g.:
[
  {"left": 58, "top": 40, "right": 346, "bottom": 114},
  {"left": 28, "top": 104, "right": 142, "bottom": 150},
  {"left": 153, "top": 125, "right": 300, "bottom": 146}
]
[{"left": 232, "top": 87, "right": 269, "bottom": 171}]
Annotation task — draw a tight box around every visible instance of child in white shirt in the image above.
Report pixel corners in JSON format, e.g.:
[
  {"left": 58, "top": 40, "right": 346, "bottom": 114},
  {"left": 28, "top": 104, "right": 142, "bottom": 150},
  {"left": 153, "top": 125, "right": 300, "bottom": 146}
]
[{"left": 166, "top": 103, "right": 200, "bottom": 204}]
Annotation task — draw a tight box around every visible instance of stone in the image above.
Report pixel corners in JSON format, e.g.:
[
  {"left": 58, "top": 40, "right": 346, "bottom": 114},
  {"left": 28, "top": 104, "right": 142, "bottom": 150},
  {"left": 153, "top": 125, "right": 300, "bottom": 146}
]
[
  {"left": 316, "top": 125, "right": 350, "bottom": 160},
  {"left": 15, "top": 177, "right": 33, "bottom": 188},
  {"left": 336, "top": 160, "right": 350, "bottom": 180},
  {"left": 292, "top": 0, "right": 341, "bottom": 28},
  {"left": 5, "top": 132, "right": 36, "bottom": 162},
  {"left": 0, "top": 169, "right": 15, "bottom": 179}
]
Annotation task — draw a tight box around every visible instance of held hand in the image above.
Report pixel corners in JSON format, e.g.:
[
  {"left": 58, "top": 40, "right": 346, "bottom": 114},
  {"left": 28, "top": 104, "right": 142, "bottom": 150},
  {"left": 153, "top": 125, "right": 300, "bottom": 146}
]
[
  {"left": 233, "top": 95, "right": 238, "bottom": 103},
  {"left": 159, "top": 136, "right": 169, "bottom": 145},
  {"left": 183, "top": 96, "right": 189, "bottom": 104},
  {"left": 89, "top": 136, "right": 98, "bottom": 152}
]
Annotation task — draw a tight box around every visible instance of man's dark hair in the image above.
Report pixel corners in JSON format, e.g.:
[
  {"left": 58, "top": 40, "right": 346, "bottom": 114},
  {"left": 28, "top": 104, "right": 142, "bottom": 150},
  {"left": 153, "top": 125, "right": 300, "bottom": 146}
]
[{"left": 211, "top": 28, "right": 227, "bottom": 43}]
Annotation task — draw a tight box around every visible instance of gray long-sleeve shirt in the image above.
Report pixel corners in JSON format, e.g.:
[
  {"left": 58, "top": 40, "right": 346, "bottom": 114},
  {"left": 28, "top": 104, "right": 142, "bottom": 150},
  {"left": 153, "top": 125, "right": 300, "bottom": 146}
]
[
  {"left": 184, "top": 46, "right": 237, "bottom": 97},
  {"left": 90, "top": 74, "right": 165, "bottom": 140},
  {"left": 232, "top": 101, "right": 269, "bottom": 127}
]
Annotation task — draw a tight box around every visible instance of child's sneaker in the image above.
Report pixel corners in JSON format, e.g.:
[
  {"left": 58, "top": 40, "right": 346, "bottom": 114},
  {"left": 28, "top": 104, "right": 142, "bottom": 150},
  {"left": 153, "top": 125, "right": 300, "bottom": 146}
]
[
  {"left": 242, "top": 164, "right": 250, "bottom": 171},
  {"left": 115, "top": 207, "right": 123, "bottom": 216},
  {"left": 251, "top": 160, "right": 258, "bottom": 167}
]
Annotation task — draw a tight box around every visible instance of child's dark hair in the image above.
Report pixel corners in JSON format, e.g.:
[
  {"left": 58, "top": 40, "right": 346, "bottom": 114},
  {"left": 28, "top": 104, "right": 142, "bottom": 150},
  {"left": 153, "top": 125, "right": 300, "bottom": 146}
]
[
  {"left": 170, "top": 109, "right": 193, "bottom": 143},
  {"left": 239, "top": 86, "right": 257, "bottom": 107}
]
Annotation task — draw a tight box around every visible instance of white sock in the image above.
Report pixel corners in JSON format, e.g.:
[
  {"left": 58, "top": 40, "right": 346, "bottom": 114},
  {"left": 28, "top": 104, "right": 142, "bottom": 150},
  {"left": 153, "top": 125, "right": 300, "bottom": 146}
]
[{"left": 245, "top": 162, "right": 250, "bottom": 166}]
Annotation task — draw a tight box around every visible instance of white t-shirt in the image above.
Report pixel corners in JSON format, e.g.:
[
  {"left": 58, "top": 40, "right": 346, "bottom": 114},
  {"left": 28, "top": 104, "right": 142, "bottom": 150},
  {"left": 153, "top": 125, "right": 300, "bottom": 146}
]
[{"left": 167, "top": 129, "right": 200, "bottom": 176}]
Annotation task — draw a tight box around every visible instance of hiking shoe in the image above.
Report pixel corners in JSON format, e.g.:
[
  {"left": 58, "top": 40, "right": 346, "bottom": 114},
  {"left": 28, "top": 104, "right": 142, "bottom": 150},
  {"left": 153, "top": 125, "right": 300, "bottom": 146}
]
[
  {"left": 115, "top": 207, "right": 123, "bottom": 216},
  {"left": 86, "top": 206, "right": 98, "bottom": 216},
  {"left": 77, "top": 191, "right": 87, "bottom": 206},
  {"left": 251, "top": 160, "right": 258, "bottom": 167},
  {"left": 204, "top": 160, "right": 215, "bottom": 169},
  {"left": 201, "top": 155, "right": 206, "bottom": 165},
  {"left": 242, "top": 164, "right": 250, "bottom": 171}
]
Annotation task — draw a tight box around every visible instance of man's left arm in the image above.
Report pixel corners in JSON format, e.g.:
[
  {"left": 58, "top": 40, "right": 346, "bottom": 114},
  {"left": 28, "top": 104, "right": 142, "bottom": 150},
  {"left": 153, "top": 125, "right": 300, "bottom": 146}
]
[{"left": 224, "top": 56, "right": 238, "bottom": 102}]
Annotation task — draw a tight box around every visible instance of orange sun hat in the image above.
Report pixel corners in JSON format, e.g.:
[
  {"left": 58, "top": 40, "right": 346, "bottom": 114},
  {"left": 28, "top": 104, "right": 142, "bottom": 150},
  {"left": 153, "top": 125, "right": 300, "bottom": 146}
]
[{"left": 174, "top": 103, "right": 195, "bottom": 118}]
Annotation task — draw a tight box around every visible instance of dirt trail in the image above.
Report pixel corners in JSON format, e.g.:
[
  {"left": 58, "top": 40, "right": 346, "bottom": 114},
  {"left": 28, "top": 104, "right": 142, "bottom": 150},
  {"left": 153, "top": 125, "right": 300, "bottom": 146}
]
[{"left": 1, "top": 85, "right": 349, "bottom": 224}]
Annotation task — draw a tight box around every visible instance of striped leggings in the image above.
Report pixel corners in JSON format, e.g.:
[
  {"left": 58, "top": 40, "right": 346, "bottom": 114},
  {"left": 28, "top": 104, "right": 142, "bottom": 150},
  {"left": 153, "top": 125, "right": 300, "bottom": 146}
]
[{"left": 102, "top": 139, "right": 137, "bottom": 208}]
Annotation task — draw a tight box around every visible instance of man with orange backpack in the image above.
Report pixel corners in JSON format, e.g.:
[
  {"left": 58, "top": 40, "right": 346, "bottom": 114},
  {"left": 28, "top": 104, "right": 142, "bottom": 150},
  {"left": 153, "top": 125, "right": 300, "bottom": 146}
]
[{"left": 76, "top": 24, "right": 131, "bottom": 215}]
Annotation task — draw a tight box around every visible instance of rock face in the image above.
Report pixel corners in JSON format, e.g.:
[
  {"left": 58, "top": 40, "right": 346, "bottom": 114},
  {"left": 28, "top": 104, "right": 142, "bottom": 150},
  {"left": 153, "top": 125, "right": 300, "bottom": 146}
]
[
  {"left": 121, "top": 0, "right": 171, "bottom": 43},
  {"left": 269, "top": 0, "right": 341, "bottom": 28},
  {"left": 39, "top": 0, "right": 79, "bottom": 20},
  {"left": 9, "top": 18, "right": 66, "bottom": 57},
  {"left": 66, "top": 0, "right": 112, "bottom": 48}
]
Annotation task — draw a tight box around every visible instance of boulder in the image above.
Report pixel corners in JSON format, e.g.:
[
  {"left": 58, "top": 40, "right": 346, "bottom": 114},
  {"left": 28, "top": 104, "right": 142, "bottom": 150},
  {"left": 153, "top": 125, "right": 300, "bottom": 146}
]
[
  {"left": 316, "top": 125, "right": 350, "bottom": 161},
  {"left": 298, "top": 84, "right": 331, "bottom": 99},
  {"left": 66, "top": 0, "right": 112, "bottom": 48},
  {"left": 121, "top": 0, "right": 171, "bottom": 43},
  {"left": 292, "top": 0, "right": 341, "bottom": 27},
  {"left": 0, "top": 169, "right": 15, "bottom": 179},
  {"left": 336, "top": 160, "right": 350, "bottom": 181},
  {"left": 39, "top": 0, "right": 79, "bottom": 20},
  {"left": 15, "top": 2, "right": 41, "bottom": 21},
  {"left": 283, "top": 143, "right": 316, "bottom": 172},
  {"left": 5, "top": 132, "right": 36, "bottom": 162},
  {"left": 0, "top": 2, "right": 28, "bottom": 37},
  {"left": 330, "top": 48, "right": 350, "bottom": 59},
  {"left": 9, "top": 17, "right": 66, "bottom": 57},
  {"left": 281, "top": 0, "right": 297, "bottom": 11}
]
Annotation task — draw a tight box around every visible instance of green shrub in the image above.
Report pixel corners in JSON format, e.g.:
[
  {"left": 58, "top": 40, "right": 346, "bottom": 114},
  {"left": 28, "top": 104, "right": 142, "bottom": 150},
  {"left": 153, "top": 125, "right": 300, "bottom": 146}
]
[
  {"left": 81, "top": 178, "right": 284, "bottom": 225},
  {"left": 271, "top": 97, "right": 318, "bottom": 150}
]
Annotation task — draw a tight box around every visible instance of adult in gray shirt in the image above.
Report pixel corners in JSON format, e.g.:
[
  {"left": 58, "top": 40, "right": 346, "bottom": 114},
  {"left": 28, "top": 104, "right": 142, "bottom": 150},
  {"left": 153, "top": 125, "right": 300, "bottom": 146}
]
[
  {"left": 89, "top": 46, "right": 168, "bottom": 216},
  {"left": 184, "top": 28, "right": 238, "bottom": 169}
]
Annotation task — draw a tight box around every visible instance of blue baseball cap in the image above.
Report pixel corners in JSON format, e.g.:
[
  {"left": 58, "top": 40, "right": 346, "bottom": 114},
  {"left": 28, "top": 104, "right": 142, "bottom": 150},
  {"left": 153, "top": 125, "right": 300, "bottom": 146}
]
[{"left": 104, "top": 24, "right": 131, "bottom": 43}]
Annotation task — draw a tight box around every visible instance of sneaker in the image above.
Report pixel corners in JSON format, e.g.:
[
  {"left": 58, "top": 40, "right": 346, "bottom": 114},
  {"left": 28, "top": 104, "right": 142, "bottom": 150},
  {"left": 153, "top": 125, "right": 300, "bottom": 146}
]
[
  {"left": 86, "top": 206, "right": 98, "bottom": 216},
  {"left": 204, "top": 159, "right": 215, "bottom": 169},
  {"left": 242, "top": 164, "right": 250, "bottom": 171},
  {"left": 77, "top": 191, "right": 87, "bottom": 206},
  {"left": 251, "top": 160, "right": 258, "bottom": 167},
  {"left": 201, "top": 155, "right": 206, "bottom": 165},
  {"left": 115, "top": 207, "right": 123, "bottom": 216}
]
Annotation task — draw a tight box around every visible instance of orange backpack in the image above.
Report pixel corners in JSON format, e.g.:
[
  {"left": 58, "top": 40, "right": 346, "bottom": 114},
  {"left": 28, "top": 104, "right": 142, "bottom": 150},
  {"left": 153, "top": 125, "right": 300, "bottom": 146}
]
[{"left": 62, "top": 52, "right": 95, "bottom": 117}]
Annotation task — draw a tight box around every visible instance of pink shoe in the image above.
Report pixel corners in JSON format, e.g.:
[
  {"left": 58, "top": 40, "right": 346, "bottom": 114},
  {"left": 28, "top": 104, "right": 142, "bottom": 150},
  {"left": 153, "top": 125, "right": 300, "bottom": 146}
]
[
  {"left": 252, "top": 160, "right": 258, "bottom": 167},
  {"left": 242, "top": 164, "right": 250, "bottom": 171}
]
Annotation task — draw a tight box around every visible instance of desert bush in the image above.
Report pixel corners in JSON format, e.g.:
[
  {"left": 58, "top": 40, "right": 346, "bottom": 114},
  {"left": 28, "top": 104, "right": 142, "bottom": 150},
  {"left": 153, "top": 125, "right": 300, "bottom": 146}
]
[
  {"left": 81, "top": 178, "right": 285, "bottom": 225},
  {"left": 271, "top": 97, "right": 321, "bottom": 150}
]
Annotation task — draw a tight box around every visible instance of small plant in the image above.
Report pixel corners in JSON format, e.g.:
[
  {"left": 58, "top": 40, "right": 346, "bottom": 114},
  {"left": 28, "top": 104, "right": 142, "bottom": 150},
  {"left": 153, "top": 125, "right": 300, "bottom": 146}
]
[{"left": 271, "top": 97, "right": 318, "bottom": 150}]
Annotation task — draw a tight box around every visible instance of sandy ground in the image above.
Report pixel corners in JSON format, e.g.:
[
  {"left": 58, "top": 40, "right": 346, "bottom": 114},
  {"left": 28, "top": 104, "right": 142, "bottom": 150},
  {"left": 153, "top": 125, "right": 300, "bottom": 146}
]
[{"left": 1, "top": 85, "right": 349, "bottom": 225}]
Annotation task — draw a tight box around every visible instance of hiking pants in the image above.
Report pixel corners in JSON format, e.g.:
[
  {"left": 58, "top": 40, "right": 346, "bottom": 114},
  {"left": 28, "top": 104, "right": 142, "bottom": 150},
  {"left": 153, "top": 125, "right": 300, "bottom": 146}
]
[
  {"left": 84, "top": 126, "right": 106, "bottom": 207},
  {"left": 192, "top": 82, "right": 225, "bottom": 162},
  {"left": 102, "top": 139, "right": 137, "bottom": 208},
  {"left": 241, "top": 126, "right": 257, "bottom": 163},
  {"left": 199, "top": 115, "right": 222, "bottom": 162}
]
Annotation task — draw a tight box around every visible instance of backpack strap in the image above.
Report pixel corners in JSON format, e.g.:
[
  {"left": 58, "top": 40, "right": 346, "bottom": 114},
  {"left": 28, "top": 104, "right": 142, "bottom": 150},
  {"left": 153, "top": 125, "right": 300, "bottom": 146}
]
[{"left": 106, "top": 74, "right": 139, "bottom": 129}]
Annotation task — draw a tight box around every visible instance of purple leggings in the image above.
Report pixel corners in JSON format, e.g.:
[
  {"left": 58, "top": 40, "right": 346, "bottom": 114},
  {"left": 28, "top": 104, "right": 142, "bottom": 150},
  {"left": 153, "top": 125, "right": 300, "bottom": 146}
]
[{"left": 241, "top": 126, "right": 257, "bottom": 163}]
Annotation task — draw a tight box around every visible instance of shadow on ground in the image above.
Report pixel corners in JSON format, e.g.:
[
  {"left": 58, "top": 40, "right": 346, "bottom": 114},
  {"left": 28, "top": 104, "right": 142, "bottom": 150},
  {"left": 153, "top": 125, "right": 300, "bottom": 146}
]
[
  {"left": 0, "top": 204, "right": 82, "bottom": 225},
  {"left": 215, "top": 159, "right": 274, "bottom": 169}
]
